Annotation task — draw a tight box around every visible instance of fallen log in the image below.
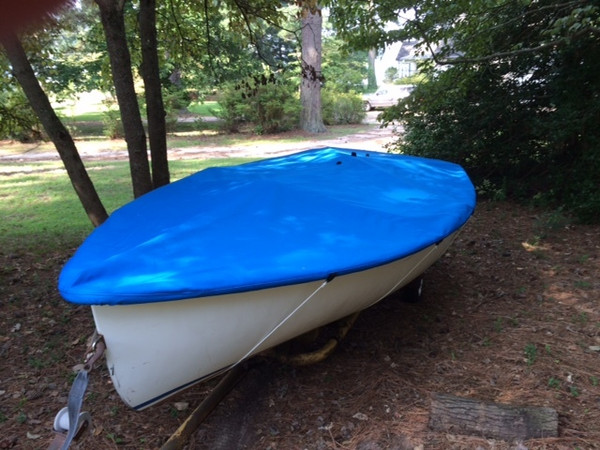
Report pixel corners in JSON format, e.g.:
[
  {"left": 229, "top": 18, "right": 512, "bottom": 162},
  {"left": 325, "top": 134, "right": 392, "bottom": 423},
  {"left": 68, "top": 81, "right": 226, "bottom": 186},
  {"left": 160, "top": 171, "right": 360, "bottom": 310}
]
[{"left": 429, "top": 393, "right": 558, "bottom": 441}]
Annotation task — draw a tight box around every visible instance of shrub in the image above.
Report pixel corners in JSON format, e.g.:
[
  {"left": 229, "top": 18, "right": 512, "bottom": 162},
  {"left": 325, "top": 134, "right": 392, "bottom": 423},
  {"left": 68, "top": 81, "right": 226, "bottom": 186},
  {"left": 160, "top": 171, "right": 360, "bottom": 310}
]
[
  {"left": 0, "top": 90, "right": 43, "bottom": 141},
  {"left": 384, "top": 67, "right": 398, "bottom": 83},
  {"left": 321, "top": 90, "right": 366, "bottom": 125},
  {"left": 162, "top": 89, "right": 192, "bottom": 132},
  {"left": 101, "top": 102, "right": 124, "bottom": 139},
  {"left": 216, "top": 74, "right": 300, "bottom": 134},
  {"left": 382, "top": 37, "right": 600, "bottom": 224}
]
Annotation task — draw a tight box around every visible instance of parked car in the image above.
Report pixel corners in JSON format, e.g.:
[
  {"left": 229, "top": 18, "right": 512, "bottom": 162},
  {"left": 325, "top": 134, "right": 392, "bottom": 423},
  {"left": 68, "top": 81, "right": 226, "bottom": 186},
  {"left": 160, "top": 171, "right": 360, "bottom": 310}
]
[{"left": 363, "top": 85, "right": 414, "bottom": 110}]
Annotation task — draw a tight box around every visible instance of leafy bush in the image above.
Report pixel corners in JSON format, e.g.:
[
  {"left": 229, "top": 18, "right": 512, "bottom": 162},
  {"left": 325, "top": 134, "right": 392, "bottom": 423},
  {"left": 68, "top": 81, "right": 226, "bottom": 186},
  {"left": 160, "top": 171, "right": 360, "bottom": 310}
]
[
  {"left": 0, "top": 89, "right": 43, "bottom": 141},
  {"left": 216, "top": 74, "right": 300, "bottom": 134},
  {"left": 383, "top": 35, "right": 600, "bottom": 223},
  {"left": 101, "top": 100, "right": 124, "bottom": 139},
  {"left": 321, "top": 90, "right": 366, "bottom": 125},
  {"left": 384, "top": 67, "right": 398, "bottom": 83},
  {"left": 369, "top": 0, "right": 600, "bottom": 223},
  {"left": 162, "top": 89, "right": 192, "bottom": 132}
]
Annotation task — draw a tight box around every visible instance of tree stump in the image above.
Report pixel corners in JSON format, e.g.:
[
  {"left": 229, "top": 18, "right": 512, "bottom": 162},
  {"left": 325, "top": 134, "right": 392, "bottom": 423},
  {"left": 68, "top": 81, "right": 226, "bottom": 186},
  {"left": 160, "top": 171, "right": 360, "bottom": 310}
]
[{"left": 429, "top": 393, "right": 558, "bottom": 441}]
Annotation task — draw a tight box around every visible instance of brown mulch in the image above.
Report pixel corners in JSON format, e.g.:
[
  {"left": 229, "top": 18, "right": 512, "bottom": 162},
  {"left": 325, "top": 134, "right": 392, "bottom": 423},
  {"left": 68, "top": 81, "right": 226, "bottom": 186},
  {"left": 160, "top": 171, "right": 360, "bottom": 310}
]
[{"left": 1, "top": 200, "right": 599, "bottom": 449}]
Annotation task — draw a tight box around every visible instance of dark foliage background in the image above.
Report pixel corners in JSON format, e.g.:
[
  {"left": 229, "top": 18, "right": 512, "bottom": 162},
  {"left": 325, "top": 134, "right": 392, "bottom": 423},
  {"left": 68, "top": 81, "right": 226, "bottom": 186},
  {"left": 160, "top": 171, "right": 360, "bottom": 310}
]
[{"left": 367, "top": 1, "right": 600, "bottom": 223}]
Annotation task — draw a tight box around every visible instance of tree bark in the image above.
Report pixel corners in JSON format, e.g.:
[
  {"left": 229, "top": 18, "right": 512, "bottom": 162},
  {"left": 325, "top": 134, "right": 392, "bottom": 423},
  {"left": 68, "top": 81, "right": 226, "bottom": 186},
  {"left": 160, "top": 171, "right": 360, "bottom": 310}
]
[
  {"left": 1, "top": 33, "right": 108, "bottom": 227},
  {"left": 95, "top": 0, "right": 153, "bottom": 198},
  {"left": 429, "top": 393, "right": 558, "bottom": 441},
  {"left": 300, "top": 3, "right": 326, "bottom": 133},
  {"left": 367, "top": 48, "right": 377, "bottom": 90},
  {"left": 139, "top": 0, "right": 170, "bottom": 189}
]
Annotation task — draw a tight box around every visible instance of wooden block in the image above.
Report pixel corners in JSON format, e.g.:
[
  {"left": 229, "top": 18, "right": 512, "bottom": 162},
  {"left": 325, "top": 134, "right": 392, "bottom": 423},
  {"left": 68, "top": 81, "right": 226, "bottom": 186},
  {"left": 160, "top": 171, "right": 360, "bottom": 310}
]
[{"left": 429, "top": 393, "right": 558, "bottom": 441}]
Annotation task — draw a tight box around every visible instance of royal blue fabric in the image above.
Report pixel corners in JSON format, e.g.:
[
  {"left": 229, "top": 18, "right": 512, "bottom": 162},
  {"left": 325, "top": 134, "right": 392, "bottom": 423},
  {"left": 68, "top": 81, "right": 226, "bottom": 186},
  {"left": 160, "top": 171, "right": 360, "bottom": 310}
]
[{"left": 59, "top": 148, "right": 476, "bottom": 305}]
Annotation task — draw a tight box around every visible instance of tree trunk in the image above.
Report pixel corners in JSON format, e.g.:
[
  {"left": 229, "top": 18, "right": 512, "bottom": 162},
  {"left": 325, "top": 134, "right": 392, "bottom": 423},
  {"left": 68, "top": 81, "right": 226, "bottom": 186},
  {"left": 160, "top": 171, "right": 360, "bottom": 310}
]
[
  {"left": 367, "top": 48, "right": 377, "bottom": 90},
  {"left": 300, "top": 3, "right": 326, "bottom": 133},
  {"left": 429, "top": 393, "right": 558, "bottom": 441},
  {"left": 95, "top": 0, "right": 153, "bottom": 198},
  {"left": 1, "top": 33, "right": 108, "bottom": 227},
  {"left": 139, "top": 0, "right": 170, "bottom": 189}
]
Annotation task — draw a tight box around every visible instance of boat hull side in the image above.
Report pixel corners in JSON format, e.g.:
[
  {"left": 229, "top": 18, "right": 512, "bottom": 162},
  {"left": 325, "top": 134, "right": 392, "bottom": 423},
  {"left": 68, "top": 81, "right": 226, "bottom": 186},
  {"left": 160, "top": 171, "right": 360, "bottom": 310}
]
[{"left": 91, "top": 231, "right": 459, "bottom": 410}]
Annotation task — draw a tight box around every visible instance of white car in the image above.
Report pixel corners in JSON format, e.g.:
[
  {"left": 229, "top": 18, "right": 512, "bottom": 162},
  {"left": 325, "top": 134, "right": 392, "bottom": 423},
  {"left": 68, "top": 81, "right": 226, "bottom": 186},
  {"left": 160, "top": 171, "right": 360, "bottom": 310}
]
[{"left": 363, "top": 85, "right": 414, "bottom": 110}]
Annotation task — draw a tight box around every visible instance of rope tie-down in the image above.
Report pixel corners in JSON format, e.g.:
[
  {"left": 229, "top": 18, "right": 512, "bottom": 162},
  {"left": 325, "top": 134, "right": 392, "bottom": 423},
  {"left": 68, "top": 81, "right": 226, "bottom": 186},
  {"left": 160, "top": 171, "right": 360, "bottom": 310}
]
[
  {"left": 160, "top": 276, "right": 338, "bottom": 450},
  {"left": 160, "top": 311, "right": 362, "bottom": 450},
  {"left": 162, "top": 254, "right": 439, "bottom": 450},
  {"left": 51, "top": 258, "right": 435, "bottom": 450}
]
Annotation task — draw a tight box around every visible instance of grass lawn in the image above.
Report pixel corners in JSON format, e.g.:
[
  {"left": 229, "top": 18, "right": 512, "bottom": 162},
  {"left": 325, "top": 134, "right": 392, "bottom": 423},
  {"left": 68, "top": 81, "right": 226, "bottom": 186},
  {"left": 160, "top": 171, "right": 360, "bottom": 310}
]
[
  {"left": 0, "top": 93, "right": 375, "bottom": 251},
  {"left": 0, "top": 158, "right": 254, "bottom": 254},
  {"left": 187, "top": 100, "right": 222, "bottom": 116}
]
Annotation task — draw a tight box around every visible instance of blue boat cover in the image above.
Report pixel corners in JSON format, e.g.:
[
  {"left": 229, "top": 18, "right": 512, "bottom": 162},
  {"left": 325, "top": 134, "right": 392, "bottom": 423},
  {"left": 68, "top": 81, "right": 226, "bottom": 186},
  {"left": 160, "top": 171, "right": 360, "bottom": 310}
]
[{"left": 59, "top": 148, "right": 476, "bottom": 305}]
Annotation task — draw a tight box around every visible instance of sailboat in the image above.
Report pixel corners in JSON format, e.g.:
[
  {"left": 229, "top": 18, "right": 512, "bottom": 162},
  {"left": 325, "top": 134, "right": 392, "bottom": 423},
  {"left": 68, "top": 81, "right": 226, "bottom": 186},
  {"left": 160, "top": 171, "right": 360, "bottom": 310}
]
[{"left": 59, "top": 147, "right": 476, "bottom": 410}]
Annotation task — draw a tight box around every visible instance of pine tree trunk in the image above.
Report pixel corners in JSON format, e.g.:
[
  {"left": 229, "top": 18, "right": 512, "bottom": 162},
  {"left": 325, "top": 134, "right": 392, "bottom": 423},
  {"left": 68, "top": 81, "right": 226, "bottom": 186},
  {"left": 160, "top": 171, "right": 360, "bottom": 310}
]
[
  {"left": 1, "top": 33, "right": 108, "bottom": 227},
  {"left": 139, "top": 0, "right": 170, "bottom": 189},
  {"left": 300, "top": 4, "right": 326, "bottom": 133},
  {"left": 96, "top": 0, "right": 153, "bottom": 198}
]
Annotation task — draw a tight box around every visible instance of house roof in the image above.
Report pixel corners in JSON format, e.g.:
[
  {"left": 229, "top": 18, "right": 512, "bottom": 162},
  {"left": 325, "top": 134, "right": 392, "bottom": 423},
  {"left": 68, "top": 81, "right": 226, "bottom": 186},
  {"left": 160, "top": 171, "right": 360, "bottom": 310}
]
[{"left": 395, "top": 40, "right": 424, "bottom": 61}]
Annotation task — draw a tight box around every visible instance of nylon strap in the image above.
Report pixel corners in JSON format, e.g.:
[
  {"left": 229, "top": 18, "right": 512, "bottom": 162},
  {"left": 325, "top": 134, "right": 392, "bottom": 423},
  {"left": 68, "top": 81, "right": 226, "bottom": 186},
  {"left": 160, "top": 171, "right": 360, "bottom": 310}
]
[
  {"left": 60, "top": 369, "right": 89, "bottom": 450},
  {"left": 49, "top": 333, "right": 104, "bottom": 450}
]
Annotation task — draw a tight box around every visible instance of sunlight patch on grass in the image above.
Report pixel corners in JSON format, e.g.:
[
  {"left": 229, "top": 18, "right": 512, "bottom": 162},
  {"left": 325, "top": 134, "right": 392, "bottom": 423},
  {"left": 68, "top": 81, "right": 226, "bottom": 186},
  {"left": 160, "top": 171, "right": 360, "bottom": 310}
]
[
  {"left": 169, "top": 129, "right": 221, "bottom": 138},
  {"left": 54, "top": 90, "right": 108, "bottom": 117},
  {"left": 62, "top": 111, "right": 106, "bottom": 122},
  {"left": 187, "top": 100, "right": 221, "bottom": 116},
  {"left": 0, "top": 158, "right": 255, "bottom": 253}
]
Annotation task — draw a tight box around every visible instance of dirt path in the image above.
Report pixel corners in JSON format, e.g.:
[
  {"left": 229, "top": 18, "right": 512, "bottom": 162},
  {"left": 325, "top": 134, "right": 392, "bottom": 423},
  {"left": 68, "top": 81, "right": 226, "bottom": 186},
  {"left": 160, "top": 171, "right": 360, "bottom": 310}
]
[
  {"left": 0, "top": 112, "right": 397, "bottom": 162},
  {"left": 168, "top": 124, "right": 396, "bottom": 161}
]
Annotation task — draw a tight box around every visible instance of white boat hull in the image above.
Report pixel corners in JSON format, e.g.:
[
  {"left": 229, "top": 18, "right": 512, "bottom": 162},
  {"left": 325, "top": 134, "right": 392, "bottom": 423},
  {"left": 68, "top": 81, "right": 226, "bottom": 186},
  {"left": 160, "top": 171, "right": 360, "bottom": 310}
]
[{"left": 92, "top": 231, "right": 459, "bottom": 410}]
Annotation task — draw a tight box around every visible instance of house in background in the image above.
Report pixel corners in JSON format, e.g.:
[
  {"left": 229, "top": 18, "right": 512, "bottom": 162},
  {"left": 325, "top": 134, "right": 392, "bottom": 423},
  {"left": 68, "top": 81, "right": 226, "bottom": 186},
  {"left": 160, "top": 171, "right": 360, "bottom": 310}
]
[
  {"left": 374, "top": 39, "right": 461, "bottom": 86},
  {"left": 374, "top": 40, "right": 433, "bottom": 85},
  {"left": 395, "top": 39, "right": 424, "bottom": 78}
]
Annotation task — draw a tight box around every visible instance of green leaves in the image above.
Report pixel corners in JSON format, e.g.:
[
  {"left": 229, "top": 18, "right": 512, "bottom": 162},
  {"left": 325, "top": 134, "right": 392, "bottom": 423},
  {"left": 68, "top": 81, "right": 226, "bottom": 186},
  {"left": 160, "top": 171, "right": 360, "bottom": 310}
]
[
  {"left": 344, "top": 0, "right": 600, "bottom": 222},
  {"left": 547, "top": 4, "right": 600, "bottom": 38}
]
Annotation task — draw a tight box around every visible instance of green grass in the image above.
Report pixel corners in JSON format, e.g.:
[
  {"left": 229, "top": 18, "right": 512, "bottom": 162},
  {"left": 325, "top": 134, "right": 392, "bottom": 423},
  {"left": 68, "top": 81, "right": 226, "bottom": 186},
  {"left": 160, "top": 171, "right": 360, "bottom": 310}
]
[
  {"left": 56, "top": 100, "right": 220, "bottom": 121},
  {"left": 61, "top": 110, "right": 106, "bottom": 122},
  {"left": 524, "top": 343, "right": 538, "bottom": 366},
  {"left": 0, "top": 158, "right": 254, "bottom": 253},
  {"left": 51, "top": 97, "right": 223, "bottom": 140},
  {"left": 187, "top": 100, "right": 222, "bottom": 116},
  {"left": 1, "top": 93, "right": 374, "bottom": 253}
]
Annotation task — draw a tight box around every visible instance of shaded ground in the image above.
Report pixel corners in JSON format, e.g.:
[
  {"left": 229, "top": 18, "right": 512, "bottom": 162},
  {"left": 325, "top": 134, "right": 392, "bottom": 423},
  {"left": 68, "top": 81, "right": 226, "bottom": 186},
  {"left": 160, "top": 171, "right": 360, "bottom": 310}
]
[
  {"left": 193, "top": 202, "right": 600, "bottom": 449},
  {"left": 1, "top": 124, "right": 600, "bottom": 448},
  {"left": 2, "top": 202, "right": 599, "bottom": 449}
]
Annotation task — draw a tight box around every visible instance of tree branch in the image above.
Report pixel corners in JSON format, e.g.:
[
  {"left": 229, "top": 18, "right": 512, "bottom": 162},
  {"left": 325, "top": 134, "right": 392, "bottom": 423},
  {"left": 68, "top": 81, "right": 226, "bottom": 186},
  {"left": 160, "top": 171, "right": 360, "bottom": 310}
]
[
  {"left": 407, "top": 1, "right": 599, "bottom": 67},
  {"left": 229, "top": 0, "right": 297, "bottom": 71},
  {"left": 432, "top": 29, "right": 599, "bottom": 66}
]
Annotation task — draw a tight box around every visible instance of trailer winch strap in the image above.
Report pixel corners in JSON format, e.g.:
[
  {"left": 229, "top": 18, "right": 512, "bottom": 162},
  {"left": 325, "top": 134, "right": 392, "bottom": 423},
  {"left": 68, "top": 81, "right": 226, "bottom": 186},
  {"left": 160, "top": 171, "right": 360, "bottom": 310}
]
[{"left": 49, "top": 332, "right": 105, "bottom": 450}]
